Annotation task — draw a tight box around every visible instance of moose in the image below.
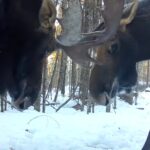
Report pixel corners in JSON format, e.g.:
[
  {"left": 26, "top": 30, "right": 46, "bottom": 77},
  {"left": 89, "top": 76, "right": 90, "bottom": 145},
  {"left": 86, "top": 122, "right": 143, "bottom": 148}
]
[
  {"left": 87, "top": 1, "right": 150, "bottom": 147},
  {"left": 0, "top": 0, "right": 143, "bottom": 112},
  {"left": 0, "top": 0, "right": 150, "bottom": 149},
  {"left": 88, "top": 0, "right": 150, "bottom": 110},
  {"left": 0, "top": 0, "right": 56, "bottom": 109},
  {"left": 0, "top": 0, "right": 125, "bottom": 110}
]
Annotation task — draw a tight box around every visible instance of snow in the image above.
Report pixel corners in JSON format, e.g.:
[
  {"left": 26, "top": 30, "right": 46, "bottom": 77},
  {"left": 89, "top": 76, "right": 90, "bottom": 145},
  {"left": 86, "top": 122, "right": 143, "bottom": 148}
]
[{"left": 1, "top": 90, "right": 150, "bottom": 150}]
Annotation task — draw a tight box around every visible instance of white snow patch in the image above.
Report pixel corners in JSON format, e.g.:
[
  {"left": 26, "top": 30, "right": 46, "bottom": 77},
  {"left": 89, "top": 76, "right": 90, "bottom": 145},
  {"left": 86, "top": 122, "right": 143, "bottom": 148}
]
[{"left": 0, "top": 91, "right": 150, "bottom": 150}]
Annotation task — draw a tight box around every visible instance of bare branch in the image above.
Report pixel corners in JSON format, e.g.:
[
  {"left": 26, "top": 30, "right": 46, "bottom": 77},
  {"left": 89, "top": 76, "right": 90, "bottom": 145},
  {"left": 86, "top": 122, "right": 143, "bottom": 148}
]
[{"left": 56, "top": 84, "right": 79, "bottom": 112}]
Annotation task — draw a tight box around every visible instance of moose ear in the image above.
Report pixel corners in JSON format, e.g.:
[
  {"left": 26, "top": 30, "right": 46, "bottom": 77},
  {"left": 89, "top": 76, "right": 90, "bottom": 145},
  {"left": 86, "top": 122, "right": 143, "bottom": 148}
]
[{"left": 120, "top": 0, "right": 139, "bottom": 31}]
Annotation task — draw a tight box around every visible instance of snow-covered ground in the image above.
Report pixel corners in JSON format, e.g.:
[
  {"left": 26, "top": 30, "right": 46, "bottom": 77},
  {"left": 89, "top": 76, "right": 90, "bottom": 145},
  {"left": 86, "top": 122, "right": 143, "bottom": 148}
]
[{"left": 0, "top": 90, "right": 150, "bottom": 150}]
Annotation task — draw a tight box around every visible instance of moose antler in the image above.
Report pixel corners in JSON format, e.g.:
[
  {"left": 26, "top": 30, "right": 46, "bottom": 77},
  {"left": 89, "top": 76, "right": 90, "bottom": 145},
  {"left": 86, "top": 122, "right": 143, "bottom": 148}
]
[
  {"left": 80, "top": 0, "right": 124, "bottom": 39},
  {"left": 56, "top": 0, "right": 125, "bottom": 66},
  {"left": 120, "top": 0, "right": 139, "bottom": 25},
  {"left": 40, "top": 0, "right": 136, "bottom": 66},
  {"left": 56, "top": 0, "right": 82, "bottom": 45}
]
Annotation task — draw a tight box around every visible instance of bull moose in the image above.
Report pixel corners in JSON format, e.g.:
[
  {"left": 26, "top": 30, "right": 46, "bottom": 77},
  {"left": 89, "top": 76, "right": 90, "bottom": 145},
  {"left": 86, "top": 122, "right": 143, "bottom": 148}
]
[
  {"left": 87, "top": 1, "right": 150, "bottom": 148},
  {"left": 0, "top": 0, "right": 125, "bottom": 110},
  {"left": 89, "top": 0, "right": 150, "bottom": 109}
]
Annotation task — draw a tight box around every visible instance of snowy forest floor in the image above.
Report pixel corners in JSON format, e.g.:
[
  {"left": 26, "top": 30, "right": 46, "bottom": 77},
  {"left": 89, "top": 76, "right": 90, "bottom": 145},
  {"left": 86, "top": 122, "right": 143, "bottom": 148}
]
[{"left": 0, "top": 90, "right": 150, "bottom": 150}]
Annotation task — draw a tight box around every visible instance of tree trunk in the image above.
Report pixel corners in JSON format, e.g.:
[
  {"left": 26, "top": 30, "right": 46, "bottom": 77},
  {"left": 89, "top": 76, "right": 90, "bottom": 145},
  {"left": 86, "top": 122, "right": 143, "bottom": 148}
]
[
  {"left": 53, "top": 51, "right": 63, "bottom": 102},
  {"left": 79, "top": 0, "right": 99, "bottom": 111},
  {"left": 146, "top": 61, "right": 150, "bottom": 87},
  {"left": 60, "top": 52, "right": 67, "bottom": 96},
  {"left": 0, "top": 93, "right": 7, "bottom": 112},
  {"left": 1, "top": 95, "right": 4, "bottom": 112},
  {"left": 46, "top": 52, "right": 59, "bottom": 100},
  {"left": 42, "top": 57, "right": 48, "bottom": 113},
  {"left": 71, "top": 62, "right": 77, "bottom": 98}
]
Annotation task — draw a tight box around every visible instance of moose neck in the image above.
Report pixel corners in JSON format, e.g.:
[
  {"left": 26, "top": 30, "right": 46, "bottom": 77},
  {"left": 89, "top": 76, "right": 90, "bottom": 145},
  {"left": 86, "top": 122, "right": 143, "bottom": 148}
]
[
  {"left": 136, "top": 44, "right": 150, "bottom": 62},
  {"left": 127, "top": 0, "right": 150, "bottom": 62}
]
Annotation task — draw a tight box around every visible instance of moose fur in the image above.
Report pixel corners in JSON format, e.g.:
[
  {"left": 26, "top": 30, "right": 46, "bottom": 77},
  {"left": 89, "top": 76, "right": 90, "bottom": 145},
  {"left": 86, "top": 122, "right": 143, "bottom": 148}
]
[
  {"left": 0, "top": 0, "right": 55, "bottom": 109},
  {"left": 89, "top": 44, "right": 119, "bottom": 106},
  {"left": 89, "top": 0, "right": 150, "bottom": 107},
  {"left": 112, "top": 0, "right": 150, "bottom": 86}
]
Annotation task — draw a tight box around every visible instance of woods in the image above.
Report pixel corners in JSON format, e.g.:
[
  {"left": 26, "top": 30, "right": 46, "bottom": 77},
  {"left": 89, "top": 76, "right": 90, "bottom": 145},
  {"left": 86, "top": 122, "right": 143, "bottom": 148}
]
[
  {"left": 0, "top": 0, "right": 150, "bottom": 113},
  {"left": 1, "top": 0, "right": 150, "bottom": 150}
]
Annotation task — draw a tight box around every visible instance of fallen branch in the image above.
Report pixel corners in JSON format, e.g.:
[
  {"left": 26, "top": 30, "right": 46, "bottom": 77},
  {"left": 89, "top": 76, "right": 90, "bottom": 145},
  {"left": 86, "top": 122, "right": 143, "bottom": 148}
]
[
  {"left": 42, "top": 100, "right": 60, "bottom": 110},
  {"left": 56, "top": 84, "right": 78, "bottom": 112},
  {"left": 40, "top": 101, "right": 60, "bottom": 106}
]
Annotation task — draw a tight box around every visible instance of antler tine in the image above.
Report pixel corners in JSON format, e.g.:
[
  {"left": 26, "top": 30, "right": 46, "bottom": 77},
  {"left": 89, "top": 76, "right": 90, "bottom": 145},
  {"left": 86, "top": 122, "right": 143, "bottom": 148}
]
[
  {"left": 39, "top": 0, "right": 56, "bottom": 32},
  {"left": 120, "top": 0, "right": 139, "bottom": 25}
]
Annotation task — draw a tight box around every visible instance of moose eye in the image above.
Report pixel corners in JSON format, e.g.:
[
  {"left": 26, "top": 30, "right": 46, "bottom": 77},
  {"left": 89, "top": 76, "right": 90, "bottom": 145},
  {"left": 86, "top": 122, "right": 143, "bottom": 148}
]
[{"left": 108, "top": 42, "right": 119, "bottom": 54}]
